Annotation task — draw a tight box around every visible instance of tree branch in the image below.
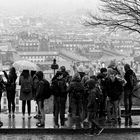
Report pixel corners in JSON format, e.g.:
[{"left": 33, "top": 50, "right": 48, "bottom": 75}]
[{"left": 84, "top": 0, "right": 140, "bottom": 34}]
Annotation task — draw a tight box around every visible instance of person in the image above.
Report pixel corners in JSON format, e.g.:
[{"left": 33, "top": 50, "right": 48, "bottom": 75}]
[
  {"left": 124, "top": 64, "right": 136, "bottom": 125},
  {"left": 19, "top": 70, "right": 33, "bottom": 119},
  {"left": 0, "top": 74, "right": 5, "bottom": 126},
  {"left": 105, "top": 69, "right": 123, "bottom": 123},
  {"left": 67, "top": 72, "right": 85, "bottom": 128},
  {"left": 51, "top": 71, "right": 68, "bottom": 128},
  {"left": 84, "top": 79, "right": 104, "bottom": 135},
  {"left": 3, "top": 67, "right": 17, "bottom": 118},
  {"left": 35, "top": 71, "right": 50, "bottom": 127},
  {"left": 60, "top": 66, "right": 69, "bottom": 82},
  {"left": 31, "top": 71, "right": 41, "bottom": 120},
  {"left": 81, "top": 72, "right": 90, "bottom": 120},
  {"left": 97, "top": 68, "right": 108, "bottom": 118}
]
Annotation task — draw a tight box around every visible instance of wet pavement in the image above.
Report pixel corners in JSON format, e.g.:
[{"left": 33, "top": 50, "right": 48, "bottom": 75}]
[
  {"left": 0, "top": 113, "right": 140, "bottom": 139},
  {"left": 0, "top": 113, "right": 140, "bottom": 130}
]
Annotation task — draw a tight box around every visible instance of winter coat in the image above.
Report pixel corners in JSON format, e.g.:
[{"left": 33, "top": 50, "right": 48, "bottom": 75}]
[
  {"left": 19, "top": 75, "right": 33, "bottom": 101},
  {"left": 51, "top": 77, "right": 67, "bottom": 97},
  {"left": 67, "top": 77, "right": 85, "bottom": 99},
  {"left": 87, "top": 88, "right": 99, "bottom": 113},
  {"left": 0, "top": 76, "right": 5, "bottom": 93},
  {"left": 3, "top": 71, "right": 17, "bottom": 92},
  {"left": 124, "top": 69, "right": 135, "bottom": 91},
  {"left": 32, "top": 75, "right": 39, "bottom": 98},
  {"left": 105, "top": 77, "right": 123, "bottom": 101},
  {"left": 35, "top": 79, "right": 50, "bottom": 101}
]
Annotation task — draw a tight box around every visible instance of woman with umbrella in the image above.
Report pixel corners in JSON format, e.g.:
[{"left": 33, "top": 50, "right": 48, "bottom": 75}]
[{"left": 19, "top": 70, "right": 33, "bottom": 119}]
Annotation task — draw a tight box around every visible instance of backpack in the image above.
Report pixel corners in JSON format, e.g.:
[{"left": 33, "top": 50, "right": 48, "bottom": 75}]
[
  {"left": 22, "top": 77, "right": 32, "bottom": 94},
  {"left": 42, "top": 79, "right": 51, "bottom": 99},
  {"left": 58, "top": 79, "right": 67, "bottom": 93},
  {"left": 130, "top": 72, "right": 137, "bottom": 88},
  {"left": 72, "top": 82, "right": 84, "bottom": 98}
]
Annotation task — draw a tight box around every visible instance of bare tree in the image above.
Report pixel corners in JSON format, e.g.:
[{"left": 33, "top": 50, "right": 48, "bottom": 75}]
[{"left": 84, "top": 0, "right": 140, "bottom": 34}]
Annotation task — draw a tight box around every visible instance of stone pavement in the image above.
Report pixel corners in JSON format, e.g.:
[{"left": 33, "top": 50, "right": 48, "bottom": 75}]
[{"left": 0, "top": 113, "right": 140, "bottom": 134}]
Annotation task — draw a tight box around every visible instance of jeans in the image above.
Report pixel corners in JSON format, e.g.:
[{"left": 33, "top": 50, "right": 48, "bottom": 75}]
[
  {"left": 124, "top": 89, "right": 132, "bottom": 115},
  {"left": 71, "top": 96, "right": 83, "bottom": 120},
  {"left": 22, "top": 100, "right": 31, "bottom": 115},
  {"left": 38, "top": 100, "right": 45, "bottom": 124},
  {"left": 7, "top": 91, "right": 15, "bottom": 114},
  {"left": 53, "top": 96, "right": 67, "bottom": 126}
]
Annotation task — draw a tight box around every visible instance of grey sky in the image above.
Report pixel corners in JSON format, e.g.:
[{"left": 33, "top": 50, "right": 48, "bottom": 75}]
[{"left": 0, "top": 0, "right": 100, "bottom": 16}]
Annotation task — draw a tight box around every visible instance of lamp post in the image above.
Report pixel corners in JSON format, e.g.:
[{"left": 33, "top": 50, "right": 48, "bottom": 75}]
[{"left": 51, "top": 59, "right": 59, "bottom": 76}]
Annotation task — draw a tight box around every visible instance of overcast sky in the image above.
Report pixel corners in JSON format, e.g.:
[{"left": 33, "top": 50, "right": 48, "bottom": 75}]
[{"left": 0, "top": 0, "right": 100, "bottom": 16}]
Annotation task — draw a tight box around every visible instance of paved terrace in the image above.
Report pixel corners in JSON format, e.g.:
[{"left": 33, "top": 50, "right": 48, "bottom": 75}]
[{"left": 0, "top": 110, "right": 140, "bottom": 134}]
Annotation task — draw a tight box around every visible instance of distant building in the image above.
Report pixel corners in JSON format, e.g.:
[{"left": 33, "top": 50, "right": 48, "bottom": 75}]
[
  {"left": 19, "top": 51, "right": 90, "bottom": 65},
  {"left": 17, "top": 39, "right": 40, "bottom": 52}
]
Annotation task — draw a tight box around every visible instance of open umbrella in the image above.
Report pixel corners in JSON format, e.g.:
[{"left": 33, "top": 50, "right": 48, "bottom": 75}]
[{"left": 12, "top": 60, "right": 40, "bottom": 71}]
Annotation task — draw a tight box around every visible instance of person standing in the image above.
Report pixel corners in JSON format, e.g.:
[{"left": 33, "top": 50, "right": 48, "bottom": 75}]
[
  {"left": 97, "top": 68, "right": 108, "bottom": 118},
  {"left": 51, "top": 71, "right": 67, "bottom": 128},
  {"left": 19, "top": 70, "right": 33, "bottom": 119},
  {"left": 67, "top": 72, "right": 84, "bottom": 128},
  {"left": 35, "top": 71, "right": 51, "bottom": 127},
  {"left": 3, "top": 67, "right": 17, "bottom": 118},
  {"left": 84, "top": 79, "right": 104, "bottom": 135},
  {"left": 105, "top": 69, "right": 123, "bottom": 123},
  {"left": 124, "top": 64, "right": 137, "bottom": 125},
  {"left": 31, "top": 71, "right": 41, "bottom": 119},
  {"left": 0, "top": 74, "right": 5, "bottom": 126}
]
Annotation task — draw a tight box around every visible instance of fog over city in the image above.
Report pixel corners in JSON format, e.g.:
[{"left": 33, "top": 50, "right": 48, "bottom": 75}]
[{"left": 0, "top": 0, "right": 99, "bottom": 16}]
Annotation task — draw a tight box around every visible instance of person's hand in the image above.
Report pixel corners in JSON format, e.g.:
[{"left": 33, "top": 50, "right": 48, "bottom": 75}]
[
  {"left": 84, "top": 118, "right": 88, "bottom": 123},
  {"left": 106, "top": 96, "right": 110, "bottom": 101}
]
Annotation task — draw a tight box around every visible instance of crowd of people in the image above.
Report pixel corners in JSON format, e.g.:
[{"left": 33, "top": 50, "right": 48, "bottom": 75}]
[{"left": 0, "top": 60, "right": 138, "bottom": 135}]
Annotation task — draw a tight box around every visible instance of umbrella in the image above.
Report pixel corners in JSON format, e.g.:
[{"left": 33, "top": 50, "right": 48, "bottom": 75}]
[{"left": 12, "top": 60, "right": 40, "bottom": 71}]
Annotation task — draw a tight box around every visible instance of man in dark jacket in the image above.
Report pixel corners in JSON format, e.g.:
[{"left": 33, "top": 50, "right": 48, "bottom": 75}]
[
  {"left": 51, "top": 71, "right": 67, "bottom": 128},
  {"left": 124, "top": 64, "right": 136, "bottom": 125},
  {"left": 97, "top": 68, "right": 108, "bottom": 118},
  {"left": 67, "top": 72, "right": 84, "bottom": 128},
  {"left": 105, "top": 69, "right": 123, "bottom": 123}
]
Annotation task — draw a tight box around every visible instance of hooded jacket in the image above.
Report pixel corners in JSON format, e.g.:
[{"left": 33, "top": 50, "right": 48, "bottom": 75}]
[
  {"left": 67, "top": 76, "right": 84, "bottom": 98},
  {"left": 124, "top": 69, "right": 135, "bottom": 91},
  {"left": 105, "top": 77, "right": 123, "bottom": 101}
]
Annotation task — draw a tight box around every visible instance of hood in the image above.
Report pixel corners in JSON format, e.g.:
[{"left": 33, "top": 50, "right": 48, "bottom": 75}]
[{"left": 126, "top": 69, "right": 133, "bottom": 75}]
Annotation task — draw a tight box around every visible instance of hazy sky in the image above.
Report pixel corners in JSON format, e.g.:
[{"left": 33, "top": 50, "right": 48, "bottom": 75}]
[{"left": 0, "top": 0, "right": 100, "bottom": 16}]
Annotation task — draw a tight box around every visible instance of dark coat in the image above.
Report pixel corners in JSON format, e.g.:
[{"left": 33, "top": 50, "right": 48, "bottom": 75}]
[
  {"left": 36, "top": 79, "right": 50, "bottom": 101},
  {"left": 3, "top": 71, "right": 17, "bottom": 92},
  {"left": 51, "top": 77, "right": 67, "bottom": 97},
  {"left": 67, "top": 77, "right": 85, "bottom": 99},
  {"left": 124, "top": 69, "right": 135, "bottom": 91},
  {"left": 3, "top": 71, "right": 17, "bottom": 100},
  {"left": 105, "top": 77, "right": 123, "bottom": 101},
  {"left": 19, "top": 75, "right": 33, "bottom": 101},
  {"left": 0, "top": 76, "right": 5, "bottom": 92},
  {"left": 87, "top": 88, "right": 99, "bottom": 113}
]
